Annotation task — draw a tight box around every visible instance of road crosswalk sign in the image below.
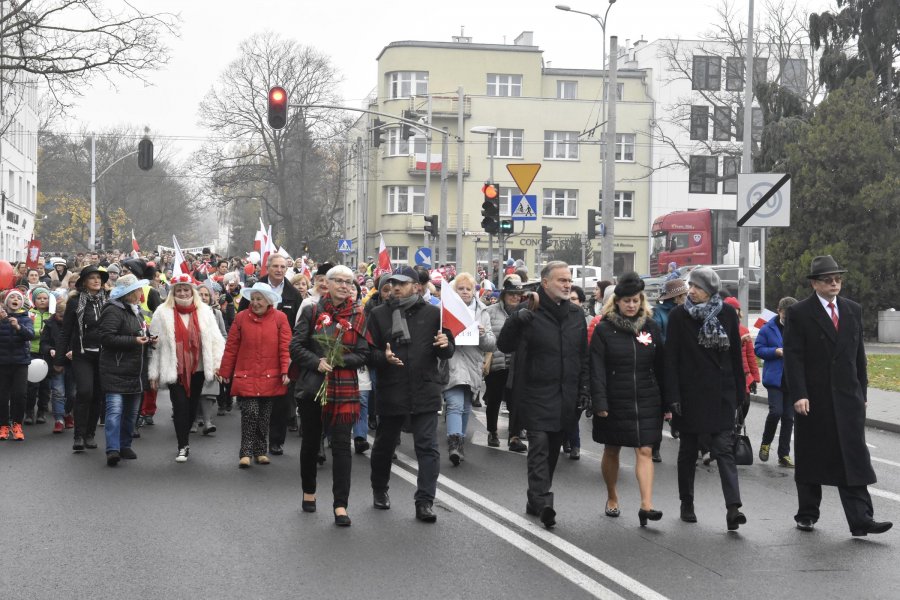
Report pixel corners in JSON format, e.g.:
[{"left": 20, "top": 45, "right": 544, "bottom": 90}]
[
  {"left": 511, "top": 194, "right": 537, "bottom": 221},
  {"left": 338, "top": 239, "right": 352, "bottom": 253}
]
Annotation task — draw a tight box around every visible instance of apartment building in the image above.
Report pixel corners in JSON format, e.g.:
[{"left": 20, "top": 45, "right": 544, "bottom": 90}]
[
  {"left": 0, "top": 79, "right": 38, "bottom": 262},
  {"left": 344, "top": 32, "right": 654, "bottom": 277}
]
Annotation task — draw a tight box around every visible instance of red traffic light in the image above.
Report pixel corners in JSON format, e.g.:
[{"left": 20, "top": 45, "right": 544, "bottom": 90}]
[
  {"left": 482, "top": 183, "right": 499, "bottom": 200},
  {"left": 267, "top": 86, "right": 288, "bottom": 129}
]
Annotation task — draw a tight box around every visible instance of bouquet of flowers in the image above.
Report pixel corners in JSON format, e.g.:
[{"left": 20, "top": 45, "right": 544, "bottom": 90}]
[{"left": 312, "top": 313, "right": 350, "bottom": 407}]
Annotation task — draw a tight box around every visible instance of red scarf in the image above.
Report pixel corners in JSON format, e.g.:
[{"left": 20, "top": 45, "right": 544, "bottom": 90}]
[
  {"left": 174, "top": 303, "right": 202, "bottom": 396},
  {"left": 320, "top": 297, "right": 370, "bottom": 426}
]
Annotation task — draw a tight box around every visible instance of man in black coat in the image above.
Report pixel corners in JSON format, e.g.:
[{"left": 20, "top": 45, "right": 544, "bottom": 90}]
[
  {"left": 237, "top": 254, "right": 301, "bottom": 454},
  {"left": 497, "top": 261, "right": 589, "bottom": 528},
  {"left": 367, "top": 265, "right": 454, "bottom": 523},
  {"left": 784, "top": 255, "right": 891, "bottom": 536}
]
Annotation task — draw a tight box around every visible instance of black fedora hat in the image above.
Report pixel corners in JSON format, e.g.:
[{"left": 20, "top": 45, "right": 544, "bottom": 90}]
[
  {"left": 75, "top": 265, "right": 109, "bottom": 288},
  {"left": 807, "top": 255, "right": 847, "bottom": 279}
]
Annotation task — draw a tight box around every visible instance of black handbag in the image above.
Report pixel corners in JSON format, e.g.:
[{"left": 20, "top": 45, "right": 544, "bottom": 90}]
[{"left": 733, "top": 423, "right": 754, "bottom": 466}]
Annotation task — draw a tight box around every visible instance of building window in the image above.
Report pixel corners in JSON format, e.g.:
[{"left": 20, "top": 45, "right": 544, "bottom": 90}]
[
  {"left": 387, "top": 130, "right": 425, "bottom": 157},
  {"left": 544, "top": 131, "right": 579, "bottom": 160},
  {"left": 689, "top": 156, "right": 718, "bottom": 194},
  {"left": 388, "top": 71, "right": 428, "bottom": 99},
  {"left": 600, "top": 190, "right": 635, "bottom": 219},
  {"left": 692, "top": 55, "right": 721, "bottom": 91},
  {"left": 713, "top": 106, "right": 731, "bottom": 141},
  {"left": 389, "top": 247, "right": 408, "bottom": 264},
  {"left": 557, "top": 80, "right": 577, "bottom": 99},
  {"left": 735, "top": 107, "right": 764, "bottom": 143},
  {"left": 492, "top": 128, "right": 524, "bottom": 159},
  {"left": 487, "top": 73, "right": 522, "bottom": 97},
  {"left": 690, "top": 105, "right": 709, "bottom": 140},
  {"left": 386, "top": 185, "right": 425, "bottom": 214},
  {"left": 726, "top": 57, "right": 769, "bottom": 91},
  {"left": 723, "top": 157, "right": 740, "bottom": 194},
  {"left": 780, "top": 58, "right": 807, "bottom": 96},
  {"left": 499, "top": 187, "right": 513, "bottom": 217},
  {"left": 604, "top": 82, "right": 624, "bottom": 101},
  {"left": 615, "top": 134, "right": 635, "bottom": 162},
  {"left": 543, "top": 189, "right": 578, "bottom": 217}
]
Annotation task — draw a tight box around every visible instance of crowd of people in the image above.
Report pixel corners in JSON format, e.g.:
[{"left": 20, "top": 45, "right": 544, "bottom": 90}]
[{"left": 0, "top": 248, "right": 891, "bottom": 537}]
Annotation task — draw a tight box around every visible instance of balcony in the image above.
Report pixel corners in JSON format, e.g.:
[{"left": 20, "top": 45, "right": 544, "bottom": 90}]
[
  {"left": 407, "top": 154, "right": 470, "bottom": 176},
  {"left": 407, "top": 95, "right": 472, "bottom": 118}
]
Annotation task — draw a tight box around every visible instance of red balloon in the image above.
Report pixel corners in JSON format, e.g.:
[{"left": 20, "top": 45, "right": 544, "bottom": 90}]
[
  {"left": 244, "top": 264, "right": 255, "bottom": 276},
  {"left": 0, "top": 261, "right": 15, "bottom": 290}
]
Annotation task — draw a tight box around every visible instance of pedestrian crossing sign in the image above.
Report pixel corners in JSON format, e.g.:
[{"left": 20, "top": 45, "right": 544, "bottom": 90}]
[
  {"left": 511, "top": 194, "right": 537, "bottom": 221},
  {"left": 338, "top": 239, "right": 352, "bottom": 253}
]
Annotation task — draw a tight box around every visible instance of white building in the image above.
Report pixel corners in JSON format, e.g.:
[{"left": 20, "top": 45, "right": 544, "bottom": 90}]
[{"left": 0, "top": 79, "right": 39, "bottom": 262}]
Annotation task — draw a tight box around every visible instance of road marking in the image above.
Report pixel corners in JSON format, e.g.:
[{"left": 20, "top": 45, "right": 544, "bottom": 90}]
[
  {"left": 389, "top": 465, "right": 629, "bottom": 600},
  {"left": 390, "top": 448, "right": 670, "bottom": 600},
  {"left": 871, "top": 456, "right": 900, "bottom": 469},
  {"left": 870, "top": 487, "right": 900, "bottom": 503},
  {"left": 867, "top": 443, "right": 877, "bottom": 449}
]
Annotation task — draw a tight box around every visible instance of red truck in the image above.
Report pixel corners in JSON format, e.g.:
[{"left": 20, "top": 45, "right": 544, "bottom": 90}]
[{"left": 650, "top": 208, "right": 740, "bottom": 276}]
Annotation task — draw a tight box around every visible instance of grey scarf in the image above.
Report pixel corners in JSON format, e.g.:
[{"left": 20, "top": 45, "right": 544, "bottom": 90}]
[
  {"left": 389, "top": 294, "right": 420, "bottom": 344},
  {"left": 684, "top": 294, "right": 729, "bottom": 350}
]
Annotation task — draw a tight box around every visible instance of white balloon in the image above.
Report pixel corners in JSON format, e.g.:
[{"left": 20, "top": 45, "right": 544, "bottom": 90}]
[
  {"left": 28, "top": 358, "right": 48, "bottom": 383},
  {"left": 248, "top": 251, "right": 261, "bottom": 265}
]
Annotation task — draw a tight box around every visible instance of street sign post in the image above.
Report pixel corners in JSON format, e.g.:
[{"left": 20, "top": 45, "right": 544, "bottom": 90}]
[
  {"left": 737, "top": 173, "right": 791, "bottom": 227},
  {"left": 337, "top": 239, "right": 353, "bottom": 253},
  {"left": 415, "top": 247, "right": 433, "bottom": 268},
  {"left": 511, "top": 194, "right": 537, "bottom": 221}
]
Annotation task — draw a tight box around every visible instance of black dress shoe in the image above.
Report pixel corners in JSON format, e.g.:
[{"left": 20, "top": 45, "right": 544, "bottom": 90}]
[
  {"left": 334, "top": 510, "right": 351, "bottom": 527},
  {"left": 119, "top": 448, "right": 137, "bottom": 460},
  {"left": 373, "top": 491, "right": 391, "bottom": 510},
  {"left": 354, "top": 437, "right": 370, "bottom": 454},
  {"left": 416, "top": 503, "right": 437, "bottom": 523},
  {"left": 540, "top": 506, "right": 556, "bottom": 528},
  {"left": 526, "top": 502, "right": 540, "bottom": 517},
  {"left": 652, "top": 450, "right": 662, "bottom": 463},
  {"left": 796, "top": 519, "right": 815, "bottom": 532},
  {"left": 269, "top": 444, "right": 284, "bottom": 456},
  {"left": 106, "top": 451, "right": 120, "bottom": 466},
  {"left": 851, "top": 520, "right": 893, "bottom": 537},
  {"left": 680, "top": 502, "right": 697, "bottom": 523},
  {"left": 301, "top": 497, "right": 317, "bottom": 513},
  {"left": 726, "top": 505, "right": 747, "bottom": 531}
]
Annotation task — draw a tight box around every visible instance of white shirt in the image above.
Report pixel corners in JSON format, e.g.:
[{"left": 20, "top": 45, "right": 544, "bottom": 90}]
[
  {"left": 817, "top": 294, "right": 839, "bottom": 319},
  {"left": 269, "top": 279, "right": 285, "bottom": 297}
]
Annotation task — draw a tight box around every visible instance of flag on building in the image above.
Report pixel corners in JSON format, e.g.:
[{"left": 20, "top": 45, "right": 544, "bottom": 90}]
[
  {"left": 374, "top": 233, "right": 391, "bottom": 278},
  {"left": 440, "top": 281, "right": 475, "bottom": 338},
  {"left": 414, "top": 153, "right": 442, "bottom": 172},
  {"left": 131, "top": 230, "right": 140, "bottom": 257},
  {"left": 172, "top": 236, "right": 190, "bottom": 278}
]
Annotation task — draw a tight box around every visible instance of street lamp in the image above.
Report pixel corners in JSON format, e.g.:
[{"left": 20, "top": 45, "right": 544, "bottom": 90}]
[
  {"left": 470, "top": 125, "right": 499, "bottom": 282},
  {"left": 555, "top": 1, "right": 617, "bottom": 68}
]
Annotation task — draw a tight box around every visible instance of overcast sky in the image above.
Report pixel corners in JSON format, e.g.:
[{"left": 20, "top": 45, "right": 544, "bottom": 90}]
[{"left": 68, "top": 0, "right": 832, "bottom": 154}]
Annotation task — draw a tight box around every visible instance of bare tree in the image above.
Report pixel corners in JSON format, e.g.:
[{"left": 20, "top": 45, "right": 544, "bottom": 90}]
[{"left": 195, "top": 31, "right": 348, "bottom": 256}]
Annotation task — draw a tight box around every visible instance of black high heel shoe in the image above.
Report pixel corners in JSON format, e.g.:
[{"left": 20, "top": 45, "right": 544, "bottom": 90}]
[
  {"left": 302, "top": 496, "right": 316, "bottom": 513},
  {"left": 334, "top": 509, "right": 351, "bottom": 527},
  {"left": 638, "top": 508, "right": 663, "bottom": 527}
]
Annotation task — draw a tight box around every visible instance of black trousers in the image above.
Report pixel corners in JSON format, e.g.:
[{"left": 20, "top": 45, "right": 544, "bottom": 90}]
[
  {"left": 0, "top": 364, "right": 28, "bottom": 424},
  {"left": 299, "top": 396, "right": 352, "bottom": 508},
  {"left": 485, "top": 369, "right": 522, "bottom": 437},
  {"left": 72, "top": 353, "right": 103, "bottom": 439},
  {"left": 371, "top": 412, "right": 439, "bottom": 506},
  {"left": 796, "top": 482, "right": 875, "bottom": 532},
  {"left": 268, "top": 389, "right": 291, "bottom": 446},
  {"left": 168, "top": 372, "right": 205, "bottom": 450},
  {"left": 677, "top": 429, "right": 742, "bottom": 507},
  {"left": 526, "top": 430, "right": 566, "bottom": 510}
]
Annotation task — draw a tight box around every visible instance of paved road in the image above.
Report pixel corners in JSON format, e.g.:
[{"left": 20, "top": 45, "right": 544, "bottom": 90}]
[{"left": 3, "top": 393, "right": 899, "bottom": 599}]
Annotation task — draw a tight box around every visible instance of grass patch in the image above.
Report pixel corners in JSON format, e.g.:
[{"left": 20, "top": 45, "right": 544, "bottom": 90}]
[{"left": 868, "top": 355, "right": 900, "bottom": 392}]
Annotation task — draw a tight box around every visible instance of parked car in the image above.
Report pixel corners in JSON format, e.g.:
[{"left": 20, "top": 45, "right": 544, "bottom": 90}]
[{"left": 567, "top": 265, "right": 601, "bottom": 292}]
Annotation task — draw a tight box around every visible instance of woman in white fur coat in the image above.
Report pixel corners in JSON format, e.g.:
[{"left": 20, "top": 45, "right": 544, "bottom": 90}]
[{"left": 148, "top": 274, "right": 225, "bottom": 463}]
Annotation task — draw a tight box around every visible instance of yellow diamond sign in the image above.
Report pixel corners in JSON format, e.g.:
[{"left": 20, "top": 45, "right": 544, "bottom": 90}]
[{"left": 506, "top": 163, "right": 541, "bottom": 195}]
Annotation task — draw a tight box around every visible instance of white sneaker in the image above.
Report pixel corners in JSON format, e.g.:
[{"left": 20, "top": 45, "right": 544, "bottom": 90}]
[{"left": 175, "top": 447, "right": 189, "bottom": 463}]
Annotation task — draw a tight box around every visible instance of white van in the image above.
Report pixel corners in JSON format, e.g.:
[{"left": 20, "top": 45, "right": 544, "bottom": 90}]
[{"left": 568, "top": 265, "right": 601, "bottom": 291}]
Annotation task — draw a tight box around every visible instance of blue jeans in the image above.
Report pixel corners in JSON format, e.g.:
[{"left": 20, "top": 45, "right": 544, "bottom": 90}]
[
  {"left": 353, "top": 390, "right": 370, "bottom": 439},
  {"left": 443, "top": 385, "right": 472, "bottom": 437},
  {"left": 104, "top": 392, "right": 141, "bottom": 453},
  {"left": 49, "top": 372, "right": 66, "bottom": 421},
  {"left": 761, "top": 386, "right": 794, "bottom": 458}
]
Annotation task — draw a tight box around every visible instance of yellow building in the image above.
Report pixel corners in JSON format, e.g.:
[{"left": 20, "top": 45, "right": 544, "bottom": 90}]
[{"left": 344, "top": 33, "right": 653, "bottom": 277}]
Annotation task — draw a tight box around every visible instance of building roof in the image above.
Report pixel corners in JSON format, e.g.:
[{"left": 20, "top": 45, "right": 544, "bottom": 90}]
[
  {"left": 543, "top": 67, "right": 647, "bottom": 79},
  {"left": 377, "top": 40, "right": 541, "bottom": 60}
]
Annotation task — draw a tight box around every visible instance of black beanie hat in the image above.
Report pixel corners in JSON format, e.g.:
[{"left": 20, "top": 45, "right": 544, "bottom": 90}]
[{"left": 613, "top": 271, "right": 644, "bottom": 298}]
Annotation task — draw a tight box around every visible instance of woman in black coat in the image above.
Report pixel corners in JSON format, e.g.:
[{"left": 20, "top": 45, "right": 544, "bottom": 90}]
[
  {"left": 664, "top": 267, "right": 746, "bottom": 530},
  {"left": 590, "top": 273, "right": 667, "bottom": 527}
]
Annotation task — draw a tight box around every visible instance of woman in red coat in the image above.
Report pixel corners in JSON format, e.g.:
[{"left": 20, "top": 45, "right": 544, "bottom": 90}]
[
  {"left": 723, "top": 297, "right": 760, "bottom": 424},
  {"left": 216, "top": 282, "right": 291, "bottom": 468}
]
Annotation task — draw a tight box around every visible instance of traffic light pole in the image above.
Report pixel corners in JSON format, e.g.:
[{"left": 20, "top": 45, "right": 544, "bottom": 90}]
[{"left": 89, "top": 137, "right": 137, "bottom": 250}]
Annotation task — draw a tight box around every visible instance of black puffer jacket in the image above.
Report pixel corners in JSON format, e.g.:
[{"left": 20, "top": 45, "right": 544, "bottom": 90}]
[
  {"left": 97, "top": 299, "right": 149, "bottom": 394},
  {"left": 368, "top": 297, "right": 455, "bottom": 416},
  {"left": 0, "top": 311, "right": 35, "bottom": 365},
  {"left": 590, "top": 312, "right": 666, "bottom": 447}
]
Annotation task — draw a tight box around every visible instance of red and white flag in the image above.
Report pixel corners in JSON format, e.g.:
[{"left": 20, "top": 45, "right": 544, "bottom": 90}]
[
  {"left": 253, "top": 217, "right": 267, "bottom": 253},
  {"left": 754, "top": 309, "right": 778, "bottom": 330},
  {"left": 260, "top": 225, "right": 276, "bottom": 278},
  {"left": 374, "top": 233, "right": 392, "bottom": 278},
  {"left": 440, "top": 282, "right": 476, "bottom": 339},
  {"left": 172, "top": 235, "right": 190, "bottom": 278},
  {"left": 131, "top": 230, "right": 140, "bottom": 257}
]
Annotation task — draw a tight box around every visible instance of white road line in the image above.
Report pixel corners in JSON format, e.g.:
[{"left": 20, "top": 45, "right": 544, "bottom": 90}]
[
  {"left": 390, "top": 449, "right": 670, "bottom": 600},
  {"left": 389, "top": 465, "right": 628, "bottom": 600},
  {"left": 871, "top": 456, "right": 900, "bottom": 469},
  {"left": 870, "top": 487, "right": 900, "bottom": 503},
  {"left": 867, "top": 443, "right": 877, "bottom": 449}
]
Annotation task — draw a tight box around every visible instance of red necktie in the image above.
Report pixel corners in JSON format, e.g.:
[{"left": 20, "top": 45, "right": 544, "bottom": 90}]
[{"left": 828, "top": 302, "right": 839, "bottom": 331}]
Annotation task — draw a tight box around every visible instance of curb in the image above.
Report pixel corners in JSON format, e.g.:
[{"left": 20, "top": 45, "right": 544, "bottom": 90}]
[{"left": 749, "top": 393, "right": 900, "bottom": 435}]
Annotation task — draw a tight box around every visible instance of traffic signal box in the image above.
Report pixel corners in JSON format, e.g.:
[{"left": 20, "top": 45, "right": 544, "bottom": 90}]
[
  {"left": 481, "top": 183, "right": 500, "bottom": 234},
  {"left": 424, "top": 214, "right": 438, "bottom": 237},
  {"left": 268, "top": 86, "right": 288, "bottom": 129}
]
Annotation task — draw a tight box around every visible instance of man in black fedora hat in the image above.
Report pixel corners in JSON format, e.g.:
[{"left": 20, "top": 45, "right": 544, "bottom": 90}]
[{"left": 784, "top": 255, "right": 892, "bottom": 536}]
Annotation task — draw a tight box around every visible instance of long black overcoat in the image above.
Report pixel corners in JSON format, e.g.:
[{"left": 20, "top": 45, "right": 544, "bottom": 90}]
[{"left": 784, "top": 294, "right": 875, "bottom": 487}]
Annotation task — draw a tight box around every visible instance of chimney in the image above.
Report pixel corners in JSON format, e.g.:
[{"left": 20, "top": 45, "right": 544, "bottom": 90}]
[{"left": 514, "top": 31, "right": 534, "bottom": 46}]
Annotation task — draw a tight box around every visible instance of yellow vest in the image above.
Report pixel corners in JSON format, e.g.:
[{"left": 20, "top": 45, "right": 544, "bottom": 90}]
[{"left": 139, "top": 285, "right": 153, "bottom": 324}]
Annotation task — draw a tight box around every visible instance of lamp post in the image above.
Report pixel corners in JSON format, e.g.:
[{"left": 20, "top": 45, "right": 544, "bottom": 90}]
[
  {"left": 555, "top": 1, "right": 617, "bottom": 68},
  {"left": 470, "top": 125, "right": 498, "bottom": 282}
]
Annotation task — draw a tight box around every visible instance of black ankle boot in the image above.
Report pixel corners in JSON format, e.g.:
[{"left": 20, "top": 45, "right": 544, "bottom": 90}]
[{"left": 680, "top": 502, "right": 697, "bottom": 523}]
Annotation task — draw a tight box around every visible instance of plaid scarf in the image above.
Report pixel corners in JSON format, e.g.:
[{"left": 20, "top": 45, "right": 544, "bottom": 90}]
[
  {"left": 174, "top": 302, "right": 201, "bottom": 396},
  {"left": 319, "top": 296, "right": 370, "bottom": 426}
]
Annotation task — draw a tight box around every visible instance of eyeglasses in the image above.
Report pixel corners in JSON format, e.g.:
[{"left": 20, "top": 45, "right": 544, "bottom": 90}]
[
  {"left": 331, "top": 278, "right": 354, "bottom": 287},
  {"left": 816, "top": 275, "right": 842, "bottom": 284}
]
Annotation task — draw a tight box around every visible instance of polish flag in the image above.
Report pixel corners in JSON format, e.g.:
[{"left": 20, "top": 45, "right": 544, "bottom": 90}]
[
  {"left": 253, "top": 218, "right": 266, "bottom": 253},
  {"left": 440, "top": 282, "right": 475, "bottom": 338},
  {"left": 131, "top": 230, "right": 140, "bottom": 257},
  {"left": 754, "top": 308, "right": 778, "bottom": 330},
  {"left": 172, "top": 236, "right": 190, "bottom": 278},
  {"left": 374, "top": 233, "right": 391, "bottom": 278},
  {"left": 414, "top": 152, "right": 442, "bottom": 172},
  {"left": 260, "top": 225, "right": 275, "bottom": 278}
]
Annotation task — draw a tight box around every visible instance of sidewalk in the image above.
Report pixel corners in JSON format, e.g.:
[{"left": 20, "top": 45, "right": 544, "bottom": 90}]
[{"left": 751, "top": 387, "right": 900, "bottom": 434}]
